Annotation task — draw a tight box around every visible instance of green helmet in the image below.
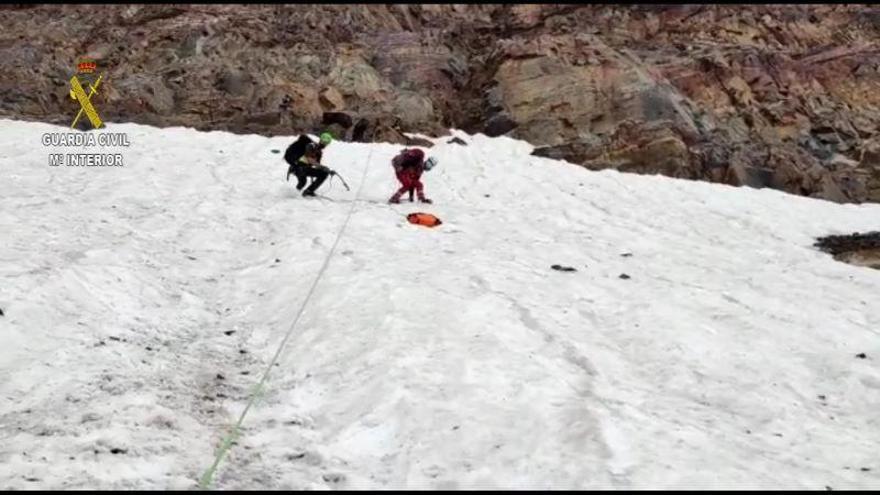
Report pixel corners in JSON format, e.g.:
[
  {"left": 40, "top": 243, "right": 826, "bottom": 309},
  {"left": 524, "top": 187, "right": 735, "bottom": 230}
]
[{"left": 319, "top": 132, "right": 334, "bottom": 145}]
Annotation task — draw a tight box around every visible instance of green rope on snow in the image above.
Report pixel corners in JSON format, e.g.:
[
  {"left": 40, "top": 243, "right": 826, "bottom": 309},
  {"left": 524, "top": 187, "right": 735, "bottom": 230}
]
[{"left": 197, "top": 146, "right": 374, "bottom": 490}]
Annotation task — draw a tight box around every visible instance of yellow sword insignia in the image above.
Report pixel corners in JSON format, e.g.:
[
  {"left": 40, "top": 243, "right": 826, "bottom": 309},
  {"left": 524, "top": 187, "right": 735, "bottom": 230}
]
[{"left": 70, "top": 73, "right": 104, "bottom": 129}]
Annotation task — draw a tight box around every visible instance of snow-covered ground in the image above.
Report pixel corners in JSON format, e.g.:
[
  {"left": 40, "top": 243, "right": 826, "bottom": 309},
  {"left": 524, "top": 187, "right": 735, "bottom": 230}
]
[{"left": 1, "top": 118, "right": 879, "bottom": 490}]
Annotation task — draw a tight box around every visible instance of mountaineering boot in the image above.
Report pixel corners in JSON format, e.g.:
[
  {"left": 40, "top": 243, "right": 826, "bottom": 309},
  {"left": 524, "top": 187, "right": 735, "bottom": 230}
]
[
  {"left": 302, "top": 170, "right": 328, "bottom": 196},
  {"left": 294, "top": 172, "right": 309, "bottom": 191},
  {"left": 303, "top": 190, "right": 317, "bottom": 197},
  {"left": 418, "top": 195, "right": 433, "bottom": 204}
]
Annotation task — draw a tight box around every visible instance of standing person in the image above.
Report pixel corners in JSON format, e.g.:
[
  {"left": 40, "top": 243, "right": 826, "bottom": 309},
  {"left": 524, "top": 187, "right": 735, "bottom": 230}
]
[
  {"left": 284, "top": 132, "right": 334, "bottom": 197},
  {"left": 388, "top": 148, "right": 436, "bottom": 204}
]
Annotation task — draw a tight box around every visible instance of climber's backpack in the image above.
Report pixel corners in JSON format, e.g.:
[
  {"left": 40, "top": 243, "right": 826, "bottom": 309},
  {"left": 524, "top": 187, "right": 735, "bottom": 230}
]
[{"left": 407, "top": 212, "right": 442, "bottom": 228}]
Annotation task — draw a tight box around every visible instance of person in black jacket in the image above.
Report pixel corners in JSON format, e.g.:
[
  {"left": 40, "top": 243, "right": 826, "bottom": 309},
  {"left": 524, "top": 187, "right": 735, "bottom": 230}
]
[{"left": 284, "top": 132, "right": 334, "bottom": 197}]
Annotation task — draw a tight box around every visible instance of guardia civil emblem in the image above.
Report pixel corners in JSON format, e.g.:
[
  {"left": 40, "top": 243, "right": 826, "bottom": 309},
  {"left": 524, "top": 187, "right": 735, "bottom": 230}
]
[{"left": 69, "top": 57, "right": 104, "bottom": 130}]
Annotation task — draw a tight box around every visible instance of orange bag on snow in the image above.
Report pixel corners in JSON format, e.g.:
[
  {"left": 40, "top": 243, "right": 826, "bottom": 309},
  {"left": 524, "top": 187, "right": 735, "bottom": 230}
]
[{"left": 406, "top": 212, "right": 442, "bottom": 228}]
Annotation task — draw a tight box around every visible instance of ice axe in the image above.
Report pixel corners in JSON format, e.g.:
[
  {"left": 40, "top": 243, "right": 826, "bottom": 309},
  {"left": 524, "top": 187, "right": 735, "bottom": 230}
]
[{"left": 330, "top": 170, "right": 350, "bottom": 191}]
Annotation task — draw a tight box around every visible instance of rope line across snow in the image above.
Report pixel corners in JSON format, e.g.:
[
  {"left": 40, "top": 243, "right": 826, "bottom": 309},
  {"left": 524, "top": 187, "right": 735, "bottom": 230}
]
[{"left": 198, "top": 146, "right": 374, "bottom": 489}]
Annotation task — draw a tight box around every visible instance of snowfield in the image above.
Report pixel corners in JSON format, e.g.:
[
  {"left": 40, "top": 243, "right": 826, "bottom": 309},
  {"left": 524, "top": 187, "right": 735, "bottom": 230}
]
[{"left": 1, "top": 118, "right": 879, "bottom": 490}]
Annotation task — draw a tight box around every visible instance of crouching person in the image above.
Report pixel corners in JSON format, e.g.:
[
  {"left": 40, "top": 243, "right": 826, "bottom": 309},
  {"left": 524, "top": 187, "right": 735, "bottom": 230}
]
[{"left": 389, "top": 148, "right": 437, "bottom": 204}]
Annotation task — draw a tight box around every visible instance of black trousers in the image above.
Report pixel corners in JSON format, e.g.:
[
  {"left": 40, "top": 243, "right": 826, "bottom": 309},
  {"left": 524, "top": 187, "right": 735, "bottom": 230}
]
[{"left": 290, "top": 164, "right": 329, "bottom": 193}]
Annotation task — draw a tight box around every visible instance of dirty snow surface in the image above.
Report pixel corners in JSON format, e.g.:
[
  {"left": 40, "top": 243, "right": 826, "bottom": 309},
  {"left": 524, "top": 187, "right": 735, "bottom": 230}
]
[{"left": 1, "top": 118, "right": 879, "bottom": 490}]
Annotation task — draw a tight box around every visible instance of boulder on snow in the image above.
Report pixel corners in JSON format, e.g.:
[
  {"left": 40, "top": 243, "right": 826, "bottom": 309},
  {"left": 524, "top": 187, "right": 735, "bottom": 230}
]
[
  {"left": 814, "top": 231, "right": 880, "bottom": 270},
  {"left": 350, "top": 117, "right": 409, "bottom": 144},
  {"left": 551, "top": 264, "right": 577, "bottom": 272},
  {"left": 404, "top": 135, "right": 434, "bottom": 148},
  {"left": 322, "top": 111, "right": 353, "bottom": 129},
  {"left": 484, "top": 114, "right": 518, "bottom": 137}
]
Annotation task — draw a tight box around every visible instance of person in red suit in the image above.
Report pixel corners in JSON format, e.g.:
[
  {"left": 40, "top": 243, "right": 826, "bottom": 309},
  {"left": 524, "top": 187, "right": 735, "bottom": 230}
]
[{"left": 389, "top": 148, "right": 434, "bottom": 204}]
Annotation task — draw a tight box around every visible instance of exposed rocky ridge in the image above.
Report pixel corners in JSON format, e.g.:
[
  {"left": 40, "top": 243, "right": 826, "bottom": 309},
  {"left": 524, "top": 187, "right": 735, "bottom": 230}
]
[
  {"left": 815, "top": 231, "right": 880, "bottom": 270},
  {"left": 3, "top": 4, "right": 880, "bottom": 202}
]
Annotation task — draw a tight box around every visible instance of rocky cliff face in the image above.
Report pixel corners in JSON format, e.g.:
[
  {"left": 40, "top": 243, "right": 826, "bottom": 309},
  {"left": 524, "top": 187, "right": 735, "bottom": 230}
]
[{"left": 3, "top": 4, "right": 880, "bottom": 202}]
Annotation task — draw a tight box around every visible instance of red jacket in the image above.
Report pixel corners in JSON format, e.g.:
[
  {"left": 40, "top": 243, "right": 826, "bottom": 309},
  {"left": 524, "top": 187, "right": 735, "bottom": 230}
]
[
  {"left": 392, "top": 149, "right": 426, "bottom": 187},
  {"left": 393, "top": 149, "right": 425, "bottom": 172}
]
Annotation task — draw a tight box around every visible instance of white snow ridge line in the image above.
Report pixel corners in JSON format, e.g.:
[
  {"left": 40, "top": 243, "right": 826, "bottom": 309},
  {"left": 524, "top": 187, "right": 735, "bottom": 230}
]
[{"left": 198, "top": 147, "right": 375, "bottom": 490}]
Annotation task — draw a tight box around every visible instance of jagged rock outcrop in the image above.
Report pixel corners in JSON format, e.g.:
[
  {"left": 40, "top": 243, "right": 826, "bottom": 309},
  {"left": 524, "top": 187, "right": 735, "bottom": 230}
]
[
  {"left": 815, "top": 231, "right": 880, "bottom": 269},
  {"left": 2, "top": 4, "right": 880, "bottom": 202}
]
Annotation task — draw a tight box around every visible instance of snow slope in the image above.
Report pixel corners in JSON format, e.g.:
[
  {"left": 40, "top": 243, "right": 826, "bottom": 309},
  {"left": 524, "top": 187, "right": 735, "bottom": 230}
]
[{"left": 1, "top": 118, "right": 879, "bottom": 490}]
